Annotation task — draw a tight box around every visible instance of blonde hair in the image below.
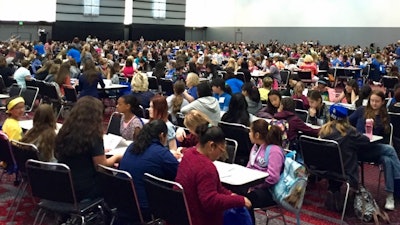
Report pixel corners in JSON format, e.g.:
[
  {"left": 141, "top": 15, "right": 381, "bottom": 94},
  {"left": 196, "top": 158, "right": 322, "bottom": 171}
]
[
  {"left": 183, "top": 110, "right": 211, "bottom": 132},
  {"left": 303, "top": 55, "right": 314, "bottom": 63},
  {"left": 319, "top": 119, "right": 353, "bottom": 137},
  {"left": 186, "top": 72, "right": 199, "bottom": 87},
  {"left": 131, "top": 72, "right": 149, "bottom": 92}
]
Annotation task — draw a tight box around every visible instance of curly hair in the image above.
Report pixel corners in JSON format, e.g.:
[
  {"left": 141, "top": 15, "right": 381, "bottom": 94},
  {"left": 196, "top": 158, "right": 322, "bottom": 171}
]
[{"left": 55, "top": 96, "right": 104, "bottom": 158}]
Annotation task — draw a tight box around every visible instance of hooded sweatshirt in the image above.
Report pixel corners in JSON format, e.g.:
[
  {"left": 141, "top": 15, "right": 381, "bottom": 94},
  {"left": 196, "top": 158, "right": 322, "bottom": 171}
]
[
  {"left": 181, "top": 96, "right": 221, "bottom": 125},
  {"left": 274, "top": 110, "right": 320, "bottom": 141}
]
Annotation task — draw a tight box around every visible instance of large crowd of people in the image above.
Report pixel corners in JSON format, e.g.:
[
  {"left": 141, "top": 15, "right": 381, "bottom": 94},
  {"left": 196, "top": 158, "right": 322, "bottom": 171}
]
[{"left": 2, "top": 36, "right": 400, "bottom": 225}]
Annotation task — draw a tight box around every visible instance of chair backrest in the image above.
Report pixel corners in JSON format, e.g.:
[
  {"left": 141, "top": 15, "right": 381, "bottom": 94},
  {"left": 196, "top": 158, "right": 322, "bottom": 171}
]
[
  {"left": 295, "top": 109, "right": 309, "bottom": 123},
  {"left": 8, "top": 84, "right": 21, "bottom": 97},
  {"left": 176, "top": 112, "right": 185, "bottom": 127},
  {"left": 382, "top": 76, "right": 398, "bottom": 89},
  {"left": 218, "top": 121, "right": 252, "bottom": 166},
  {"left": 224, "top": 138, "right": 238, "bottom": 164},
  {"left": 293, "top": 98, "right": 304, "bottom": 110},
  {"left": 42, "top": 82, "right": 61, "bottom": 102},
  {"left": 143, "top": 173, "right": 192, "bottom": 225},
  {"left": 20, "top": 86, "right": 39, "bottom": 112},
  {"left": 299, "top": 135, "right": 347, "bottom": 181},
  {"left": 148, "top": 76, "right": 159, "bottom": 92},
  {"left": 297, "top": 71, "right": 312, "bottom": 80},
  {"left": 96, "top": 165, "right": 143, "bottom": 223},
  {"left": 389, "top": 112, "right": 400, "bottom": 138},
  {"left": 0, "top": 75, "right": 6, "bottom": 94},
  {"left": 63, "top": 85, "right": 78, "bottom": 103},
  {"left": 107, "top": 112, "right": 122, "bottom": 136},
  {"left": 26, "top": 159, "right": 78, "bottom": 207},
  {"left": 235, "top": 72, "right": 246, "bottom": 82},
  {"left": 160, "top": 78, "right": 174, "bottom": 96},
  {"left": 279, "top": 70, "right": 290, "bottom": 87},
  {"left": 0, "top": 131, "right": 16, "bottom": 172},
  {"left": 10, "top": 140, "right": 39, "bottom": 177}
]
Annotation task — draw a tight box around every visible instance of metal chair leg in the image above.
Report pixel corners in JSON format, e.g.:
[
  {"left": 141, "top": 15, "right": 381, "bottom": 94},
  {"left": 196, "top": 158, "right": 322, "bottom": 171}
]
[
  {"left": 340, "top": 183, "right": 350, "bottom": 225},
  {"left": 33, "top": 208, "right": 42, "bottom": 225},
  {"left": 10, "top": 181, "right": 28, "bottom": 222}
]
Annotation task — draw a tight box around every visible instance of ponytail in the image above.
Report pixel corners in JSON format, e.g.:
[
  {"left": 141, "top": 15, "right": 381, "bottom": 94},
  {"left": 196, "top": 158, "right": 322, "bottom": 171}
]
[{"left": 196, "top": 123, "right": 225, "bottom": 146}]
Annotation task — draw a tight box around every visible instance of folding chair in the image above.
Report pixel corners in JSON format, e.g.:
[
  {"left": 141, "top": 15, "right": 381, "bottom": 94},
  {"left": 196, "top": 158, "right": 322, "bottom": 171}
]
[
  {"left": 26, "top": 159, "right": 104, "bottom": 225},
  {"left": 20, "top": 86, "right": 39, "bottom": 112},
  {"left": 8, "top": 83, "right": 21, "bottom": 97},
  {"left": 0, "top": 75, "right": 7, "bottom": 94},
  {"left": 236, "top": 72, "right": 246, "bottom": 83},
  {"left": 143, "top": 173, "right": 193, "bottom": 225},
  {"left": 97, "top": 165, "right": 144, "bottom": 224},
  {"left": 295, "top": 109, "right": 309, "bottom": 123},
  {"left": 293, "top": 98, "right": 304, "bottom": 110},
  {"left": 9, "top": 140, "right": 39, "bottom": 222},
  {"left": 0, "top": 131, "right": 17, "bottom": 182},
  {"left": 389, "top": 112, "right": 400, "bottom": 158},
  {"left": 279, "top": 70, "right": 290, "bottom": 90},
  {"left": 297, "top": 71, "right": 313, "bottom": 86},
  {"left": 218, "top": 121, "right": 252, "bottom": 166},
  {"left": 299, "top": 135, "right": 351, "bottom": 225},
  {"left": 223, "top": 138, "right": 238, "bottom": 164},
  {"left": 160, "top": 78, "right": 174, "bottom": 96},
  {"left": 148, "top": 76, "right": 159, "bottom": 93},
  {"left": 381, "top": 76, "right": 399, "bottom": 97},
  {"left": 107, "top": 112, "right": 122, "bottom": 136},
  {"left": 58, "top": 85, "right": 78, "bottom": 119}
]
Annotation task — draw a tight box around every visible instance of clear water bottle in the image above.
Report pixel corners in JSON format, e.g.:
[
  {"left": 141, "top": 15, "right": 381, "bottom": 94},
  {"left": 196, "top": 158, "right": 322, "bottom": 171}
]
[{"left": 365, "top": 118, "right": 374, "bottom": 140}]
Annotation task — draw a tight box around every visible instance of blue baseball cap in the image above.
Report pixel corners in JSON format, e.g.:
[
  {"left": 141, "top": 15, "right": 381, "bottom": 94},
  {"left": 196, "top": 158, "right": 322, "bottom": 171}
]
[{"left": 329, "top": 104, "right": 348, "bottom": 120}]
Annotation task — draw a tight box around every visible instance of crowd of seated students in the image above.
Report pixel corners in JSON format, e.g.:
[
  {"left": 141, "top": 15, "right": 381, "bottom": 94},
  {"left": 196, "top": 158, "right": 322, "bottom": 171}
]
[{"left": 4, "top": 37, "right": 400, "bottom": 224}]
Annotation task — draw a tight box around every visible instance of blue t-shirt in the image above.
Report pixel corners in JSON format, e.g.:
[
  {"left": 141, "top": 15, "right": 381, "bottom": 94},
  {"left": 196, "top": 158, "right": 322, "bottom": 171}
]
[
  {"left": 34, "top": 44, "right": 45, "bottom": 55},
  {"left": 213, "top": 92, "right": 231, "bottom": 111},
  {"left": 118, "top": 140, "right": 178, "bottom": 208},
  {"left": 67, "top": 48, "right": 81, "bottom": 64},
  {"left": 226, "top": 78, "right": 244, "bottom": 94},
  {"left": 188, "top": 86, "right": 198, "bottom": 100}
]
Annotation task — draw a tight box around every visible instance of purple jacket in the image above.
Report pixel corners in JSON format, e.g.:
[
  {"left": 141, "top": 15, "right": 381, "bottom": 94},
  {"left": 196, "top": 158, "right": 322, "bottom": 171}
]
[
  {"left": 247, "top": 144, "right": 284, "bottom": 187},
  {"left": 274, "top": 110, "right": 320, "bottom": 141}
]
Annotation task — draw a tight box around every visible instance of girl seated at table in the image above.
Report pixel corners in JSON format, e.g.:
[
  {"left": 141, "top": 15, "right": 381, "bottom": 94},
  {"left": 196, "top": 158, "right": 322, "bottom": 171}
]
[
  {"left": 335, "top": 79, "right": 359, "bottom": 105},
  {"left": 167, "top": 81, "right": 189, "bottom": 125},
  {"left": 116, "top": 94, "right": 143, "bottom": 141},
  {"left": 21, "top": 104, "right": 57, "bottom": 162},
  {"left": 149, "top": 95, "right": 180, "bottom": 158},
  {"left": 55, "top": 96, "right": 123, "bottom": 202},
  {"left": 2, "top": 96, "right": 25, "bottom": 141},
  {"left": 349, "top": 90, "right": 390, "bottom": 144},
  {"left": 307, "top": 90, "right": 328, "bottom": 126},
  {"left": 176, "top": 110, "right": 211, "bottom": 150},
  {"left": 221, "top": 93, "right": 258, "bottom": 127},
  {"left": 245, "top": 119, "right": 285, "bottom": 224},
  {"left": 274, "top": 98, "right": 320, "bottom": 150},
  {"left": 292, "top": 81, "right": 309, "bottom": 109},
  {"left": 319, "top": 104, "right": 367, "bottom": 211},
  {"left": 257, "top": 90, "right": 281, "bottom": 119},
  {"left": 175, "top": 124, "right": 251, "bottom": 225},
  {"left": 242, "top": 82, "right": 262, "bottom": 115},
  {"left": 119, "top": 120, "right": 179, "bottom": 222}
]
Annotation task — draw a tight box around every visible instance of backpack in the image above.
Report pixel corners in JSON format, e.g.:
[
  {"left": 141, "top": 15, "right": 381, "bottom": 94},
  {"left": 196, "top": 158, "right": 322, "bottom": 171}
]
[
  {"left": 354, "top": 186, "right": 390, "bottom": 224},
  {"left": 269, "top": 119, "right": 289, "bottom": 149},
  {"left": 265, "top": 148, "right": 308, "bottom": 212}
]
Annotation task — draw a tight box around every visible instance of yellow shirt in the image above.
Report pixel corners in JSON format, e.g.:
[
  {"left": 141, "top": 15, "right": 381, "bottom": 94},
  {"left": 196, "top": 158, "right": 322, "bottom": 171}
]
[
  {"left": 2, "top": 118, "right": 22, "bottom": 141},
  {"left": 259, "top": 88, "right": 270, "bottom": 101}
]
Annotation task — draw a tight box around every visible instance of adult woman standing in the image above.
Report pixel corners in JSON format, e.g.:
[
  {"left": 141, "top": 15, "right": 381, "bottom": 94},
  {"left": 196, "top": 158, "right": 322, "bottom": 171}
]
[
  {"left": 175, "top": 124, "right": 251, "bottom": 225},
  {"left": 55, "top": 96, "right": 122, "bottom": 201},
  {"left": 119, "top": 120, "right": 179, "bottom": 222}
]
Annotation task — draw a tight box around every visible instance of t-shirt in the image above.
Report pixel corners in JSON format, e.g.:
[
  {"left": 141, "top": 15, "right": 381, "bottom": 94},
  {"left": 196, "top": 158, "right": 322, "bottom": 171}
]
[
  {"left": 120, "top": 114, "right": 143, "bottom": 141},
  {"left": 57, "top": 138, "right": 104, "bottom": 201},
  {"left": 259, "top": 88, "right": 270, "bottom": 101},
  {"left": 2, "top": 118, "right": 22, "bottom": 141},
  {"left": 13, "top": 67, "right": 31, "bottom": 89},
  {"left": 213, "top": 92, "right": 231, "bottom": 111}
]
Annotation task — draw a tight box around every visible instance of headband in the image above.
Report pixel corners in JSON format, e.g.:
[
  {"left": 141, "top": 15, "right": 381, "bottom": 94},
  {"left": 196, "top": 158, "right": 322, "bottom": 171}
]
[{"left": 6, "top": 97, "right": 25, "bottom": 113}]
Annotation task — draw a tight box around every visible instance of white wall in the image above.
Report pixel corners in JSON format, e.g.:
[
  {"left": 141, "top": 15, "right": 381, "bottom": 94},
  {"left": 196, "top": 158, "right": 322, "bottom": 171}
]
[
  {"left": 186, "top": 0, "right": 400, "bottom": 27},
  {"left": 0, "top": 0, "right": 56, "bottom": 22}
]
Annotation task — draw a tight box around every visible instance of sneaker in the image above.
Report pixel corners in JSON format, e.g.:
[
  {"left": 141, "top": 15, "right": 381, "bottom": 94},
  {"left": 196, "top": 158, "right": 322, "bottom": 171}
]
[{"left": 385, "top": 195, "right": 395, "bottom": 210}]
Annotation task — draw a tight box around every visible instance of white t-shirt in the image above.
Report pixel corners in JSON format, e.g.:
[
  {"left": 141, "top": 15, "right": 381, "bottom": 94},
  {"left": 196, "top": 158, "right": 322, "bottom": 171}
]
[{"left": 14, "top": 67, "right": 31, "bottom": 89}]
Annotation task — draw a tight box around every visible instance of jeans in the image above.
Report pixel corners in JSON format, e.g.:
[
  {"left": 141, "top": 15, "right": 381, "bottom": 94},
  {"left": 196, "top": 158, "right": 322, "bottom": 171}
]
[{"left": 358, "top": 143, "right": 400, "bottom": 193}]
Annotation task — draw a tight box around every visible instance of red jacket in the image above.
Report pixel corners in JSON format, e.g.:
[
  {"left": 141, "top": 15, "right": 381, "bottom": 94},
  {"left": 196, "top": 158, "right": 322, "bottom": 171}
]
[{"left": 175, "top": 148, "right": 245, "bottom": 225}]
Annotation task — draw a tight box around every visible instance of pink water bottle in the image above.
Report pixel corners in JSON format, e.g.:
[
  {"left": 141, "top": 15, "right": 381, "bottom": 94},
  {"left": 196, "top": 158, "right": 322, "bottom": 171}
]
[{"left": 365, "top": 118, "right": 374, "bottom": 140}]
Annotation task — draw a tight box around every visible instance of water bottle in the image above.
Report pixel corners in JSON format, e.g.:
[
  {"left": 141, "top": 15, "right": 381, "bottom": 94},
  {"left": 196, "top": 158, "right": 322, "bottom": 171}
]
[{"left": 365, "top": 118, "right": 374, "bottom": 140}]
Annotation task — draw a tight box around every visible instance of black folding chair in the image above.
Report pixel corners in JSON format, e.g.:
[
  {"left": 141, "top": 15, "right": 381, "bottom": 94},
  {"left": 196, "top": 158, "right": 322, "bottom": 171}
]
[
  {"left": 20, "top": 86, "right": 39, "bottom": 112},
  {"left": 97, "top": 164, "right": 144, "bottom": 224},
  {"left": 0, "top": 131, "right": 17, "bottom": 182},
  {"left": 58, "top": 85, "right": 78, "bottom": 119},
  {"left": 218, "top": 121, "right": 252, "bottom": 166},
  {"left": 299, "top": 135, "right": 350, "bottom": 225},
  {"left": 107, "top": 112, "right": 122, "bottom": 136},
  {"left": 26, "top": 159, "right": 104, "bottom": 225},
  {"left": 279, "top": 70, "right": 290, "bottom": 90},
  {"left": 148, "top": 76, "right": 159, "bottom": 93},
  {"left": 295, "top": 109, "right": 309, "bottom": 123},
  {"left": 0, "top": 75, "right": 7, "bottom": 93},
  {"left": 9, "top": 140, "right": 39, "bottom": 222},
  {"left": 143, "top": 173, "right": 193, "bottom": 225},
  {"left": 222, "top": 138, "right": 238, "bottom": 164},
  {"left": 160, "top": 78, "right": 174, "bottom": 96},
  {"left": 8, "top": 84, "right": 21, "bottom": 97}
]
